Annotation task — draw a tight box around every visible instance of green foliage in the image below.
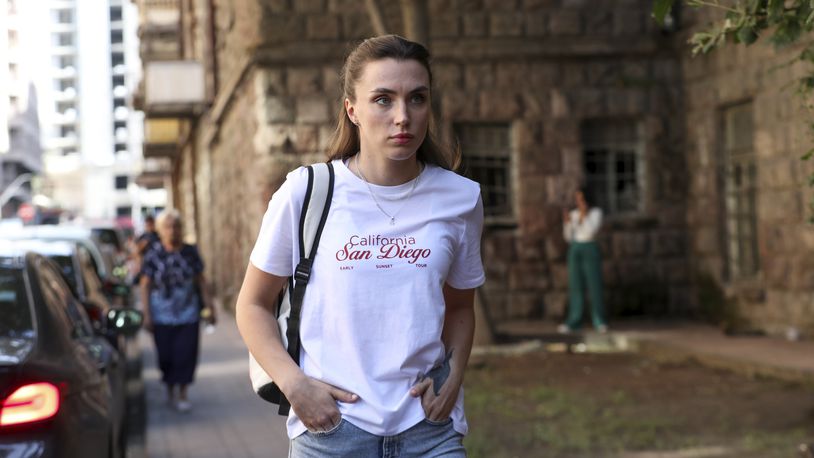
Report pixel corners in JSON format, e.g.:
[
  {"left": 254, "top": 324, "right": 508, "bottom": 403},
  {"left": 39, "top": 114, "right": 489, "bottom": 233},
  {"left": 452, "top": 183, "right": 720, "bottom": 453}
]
[{"left": 652, "top": 0, "right": 677, "bottom": 25}]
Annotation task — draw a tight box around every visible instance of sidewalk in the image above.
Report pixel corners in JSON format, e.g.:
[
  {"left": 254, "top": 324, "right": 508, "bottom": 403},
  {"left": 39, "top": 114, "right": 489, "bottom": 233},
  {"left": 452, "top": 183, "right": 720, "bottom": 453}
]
[
  {"left": 138, "top": 313, "right": 289, "bottom": 458},
  {"left": 496, "top": 319, "right": 814, "bottom": 385},
  {"left": 130, "top": 315, "right": 814, "bottom": 458}
]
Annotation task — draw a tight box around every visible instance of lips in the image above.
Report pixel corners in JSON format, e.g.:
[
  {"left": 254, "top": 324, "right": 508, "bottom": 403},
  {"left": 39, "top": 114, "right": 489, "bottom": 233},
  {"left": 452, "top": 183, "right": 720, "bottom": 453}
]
[{"left": 390, "top": 133, "right": 414, "bottom": 144}]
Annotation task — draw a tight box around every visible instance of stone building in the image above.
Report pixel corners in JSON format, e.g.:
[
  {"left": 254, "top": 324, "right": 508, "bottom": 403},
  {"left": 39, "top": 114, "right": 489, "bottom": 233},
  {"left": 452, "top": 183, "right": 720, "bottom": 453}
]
[{"left": 133, "top": 0, "right": 814, "bottom": 337}]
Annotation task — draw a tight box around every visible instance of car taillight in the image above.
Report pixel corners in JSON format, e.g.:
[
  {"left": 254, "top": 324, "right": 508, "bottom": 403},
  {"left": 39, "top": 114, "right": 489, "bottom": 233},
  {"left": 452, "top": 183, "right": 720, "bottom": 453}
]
[
  {"left": 86, "top": 304, "right": 103, "bottom": 324},
  {"left": 0, "top": 383, "right": 60, "bottom": 427}
]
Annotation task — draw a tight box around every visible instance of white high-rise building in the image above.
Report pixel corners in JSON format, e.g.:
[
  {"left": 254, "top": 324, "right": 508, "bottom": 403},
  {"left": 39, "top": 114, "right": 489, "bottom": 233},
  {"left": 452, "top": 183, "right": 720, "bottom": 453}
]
[
  {"left": 23, "top": 0, "right": 165, "bottom": 224},
  {"left": 0, "top": 0, "right": 43, "bottom": 218}
]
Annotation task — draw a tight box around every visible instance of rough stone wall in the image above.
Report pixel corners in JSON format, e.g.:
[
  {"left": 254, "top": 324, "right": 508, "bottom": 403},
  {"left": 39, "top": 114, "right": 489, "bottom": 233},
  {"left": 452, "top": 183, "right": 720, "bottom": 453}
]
[
  {"left": 176, "top": 138, "right": 198, "bottom": 243},
  {"left": 680, "top": 9, "right": 814, "bottom": 336},
  {"left": 425, "top": 0, "right": 690, "bottom": 321},
  {"left": 179, "top": 0, "right": 692, "bottom": 321}
]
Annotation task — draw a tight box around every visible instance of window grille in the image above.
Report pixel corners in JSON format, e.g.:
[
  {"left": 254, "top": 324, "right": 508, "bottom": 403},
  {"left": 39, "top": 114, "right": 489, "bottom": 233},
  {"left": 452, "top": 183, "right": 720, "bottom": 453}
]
[
  {"left": 581, "top": 119, "right": 643, "bottom": 215},
  {"left": 454, "top": 123, "right": 512, "bottom": 220},
  {"left": 720, "top": 103, "right": 760, "bottom": 278}
]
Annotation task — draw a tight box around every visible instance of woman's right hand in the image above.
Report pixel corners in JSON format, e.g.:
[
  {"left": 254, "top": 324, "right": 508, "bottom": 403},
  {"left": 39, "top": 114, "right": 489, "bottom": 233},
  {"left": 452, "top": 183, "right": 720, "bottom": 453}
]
[{"left": 286, "top": 375, "right": 358, "bottom": 432}]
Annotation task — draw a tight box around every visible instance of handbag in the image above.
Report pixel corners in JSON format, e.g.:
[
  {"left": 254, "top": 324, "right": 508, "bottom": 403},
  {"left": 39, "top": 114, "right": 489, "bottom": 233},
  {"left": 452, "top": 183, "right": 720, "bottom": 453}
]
[{"left": 248, "top": 162, "right": 334, "bottom": 415}]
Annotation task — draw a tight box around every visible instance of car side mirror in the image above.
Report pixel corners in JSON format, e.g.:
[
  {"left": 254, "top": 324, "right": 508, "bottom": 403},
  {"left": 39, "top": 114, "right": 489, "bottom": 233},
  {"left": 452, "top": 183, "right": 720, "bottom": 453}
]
[
  {"left": 106, "top": 308, "right": 143, "bottom": 337},
  {"left": 81, "top": 300, "right": 105, "bottom": 332},
  {"left": 103, "top": 280, "right": 131, "bottom": 298}
]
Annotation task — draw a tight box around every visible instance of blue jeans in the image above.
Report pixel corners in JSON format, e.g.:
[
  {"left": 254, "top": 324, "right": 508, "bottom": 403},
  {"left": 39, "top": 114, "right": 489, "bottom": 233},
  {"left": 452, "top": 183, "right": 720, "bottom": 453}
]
[{"left": 289, "top": 417, "right": 465, "bottom": 458}]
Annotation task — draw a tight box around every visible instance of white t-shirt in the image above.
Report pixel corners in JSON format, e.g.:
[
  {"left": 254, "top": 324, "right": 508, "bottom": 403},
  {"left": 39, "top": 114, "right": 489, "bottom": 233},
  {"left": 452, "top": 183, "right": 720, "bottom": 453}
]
[
  {"left": 563, "top": 208, "right": 602, "bottom": 243},
  {"left": 250, "top": 158, "right": 486, "bottom": 439}
]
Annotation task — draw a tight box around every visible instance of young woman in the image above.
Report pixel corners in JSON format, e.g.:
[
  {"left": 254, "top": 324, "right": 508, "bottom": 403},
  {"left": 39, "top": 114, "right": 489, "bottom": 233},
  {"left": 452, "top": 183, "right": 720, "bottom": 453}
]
[
  {"left": 140, "top": 210, "right": 216, "bottom": 412},
  {"left": 236, "top": 35, "right": 485, "bottom": 456},
  {"left": 558, "top": 188, "right": 608, "bottom": 334}
]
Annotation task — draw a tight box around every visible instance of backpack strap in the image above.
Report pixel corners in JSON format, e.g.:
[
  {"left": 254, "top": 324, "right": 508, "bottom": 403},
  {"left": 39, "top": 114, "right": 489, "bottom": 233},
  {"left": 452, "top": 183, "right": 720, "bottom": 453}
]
[{"left": 279, "top": 162, "right": 334, "bottom": 414}]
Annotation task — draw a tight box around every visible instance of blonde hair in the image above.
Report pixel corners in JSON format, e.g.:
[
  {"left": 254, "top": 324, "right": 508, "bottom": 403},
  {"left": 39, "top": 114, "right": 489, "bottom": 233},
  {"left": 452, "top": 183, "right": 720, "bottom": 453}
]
[{"left": 325, "top": 35, "right": 459, "bottom": 170}]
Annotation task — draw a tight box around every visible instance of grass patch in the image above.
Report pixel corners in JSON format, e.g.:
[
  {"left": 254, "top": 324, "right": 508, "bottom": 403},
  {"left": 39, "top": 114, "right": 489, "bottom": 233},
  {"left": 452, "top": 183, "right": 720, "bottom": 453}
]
[{"left": 463, "top": 352, "right": 813, "bottom": 458}]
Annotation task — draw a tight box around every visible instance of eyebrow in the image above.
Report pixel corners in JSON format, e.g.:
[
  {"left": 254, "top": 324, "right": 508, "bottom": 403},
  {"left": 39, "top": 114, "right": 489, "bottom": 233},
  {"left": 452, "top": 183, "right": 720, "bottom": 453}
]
[{"left": 369, "top": 86, "right": 429, "bottom": 94}]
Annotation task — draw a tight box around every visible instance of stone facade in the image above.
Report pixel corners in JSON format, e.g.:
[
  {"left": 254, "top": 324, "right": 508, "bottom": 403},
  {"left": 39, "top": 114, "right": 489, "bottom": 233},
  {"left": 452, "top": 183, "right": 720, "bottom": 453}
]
[
  {"left": 142, "top": 0, "right": 814, "bottom": 337},
  {"left": 680, "top": 7, "right": 814, "bottom": 335}
]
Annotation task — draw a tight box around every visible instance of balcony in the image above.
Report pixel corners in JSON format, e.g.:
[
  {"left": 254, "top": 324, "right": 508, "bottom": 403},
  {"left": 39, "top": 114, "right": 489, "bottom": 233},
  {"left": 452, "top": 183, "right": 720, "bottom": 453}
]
[
  {"left": 52, "top": 66, "right": 77, "bottom": 79},
  {"left": 136, "top": 157, "right": 172, "bottom": 189},
  {"left": 50, "top": 45, "right": 77, "bottom": 56},
  {"left": 136, "top": 0, "right": 181, "bottom": 60},
  {"left": 47, "top": 135, "right": 78, "bottom": 150},
  {"left": 143, "top": 118, "right": 180, "bottom": 158},
  {"left": 53, "top": 88, "right": 77, "bottom": 102},
  {"left": 142, "top": 61, "right": 206, "bottom": 117},
  {"left": 139, "top": 0, "right": 180, "bottom": 28}
]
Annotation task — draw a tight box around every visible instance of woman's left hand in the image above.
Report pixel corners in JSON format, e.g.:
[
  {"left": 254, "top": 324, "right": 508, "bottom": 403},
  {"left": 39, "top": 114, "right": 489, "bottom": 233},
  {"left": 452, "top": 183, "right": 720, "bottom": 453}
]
[
  {"left": 409, "top": 371, "right": 462, "bottom": 422},
  {"left": 204, "top": 305, "right": 217, "bottom": 325}
]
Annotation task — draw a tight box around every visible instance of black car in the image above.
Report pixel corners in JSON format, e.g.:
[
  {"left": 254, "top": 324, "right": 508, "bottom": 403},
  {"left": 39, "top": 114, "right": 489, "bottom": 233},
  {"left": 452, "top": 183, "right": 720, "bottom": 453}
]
[
  {"left": 11, "top": 239, "right": 135, "bottom": 356},
  {"left": 0, "top": 225, "right": 133, "bottom": 308},
  {"left": 0, "top": 247, "right": 141, "bottom": 457}
]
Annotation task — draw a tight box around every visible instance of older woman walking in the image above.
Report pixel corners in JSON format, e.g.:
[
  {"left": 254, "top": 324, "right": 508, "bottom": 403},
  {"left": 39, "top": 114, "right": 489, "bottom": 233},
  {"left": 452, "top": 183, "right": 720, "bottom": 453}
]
[{"left": 139, "top": 209, "right": 216, "bottom": 412}]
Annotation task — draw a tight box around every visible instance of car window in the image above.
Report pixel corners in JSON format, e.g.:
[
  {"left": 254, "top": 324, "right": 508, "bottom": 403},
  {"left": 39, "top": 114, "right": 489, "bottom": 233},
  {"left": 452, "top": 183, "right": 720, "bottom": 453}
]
[
  {"left": 37, "top": 259, "right": 94, "bottom": 339},
  {"left": 83, "top": 243, "right": 103, "bottom": 277},
  {"left": 77, "top": 247, "right": 104, "bottom": 301},
  {"left": 0, "top": 265, "right": 33, "bottom": 339},
  {"left": 92, "top": 228, "right": 122, "bottom": 252},
  {"left": 49, "top": 254, "right": 81, "bottom": 298},
  {"left": 0, "top": 263, "right": 35, "bottom": 364}
]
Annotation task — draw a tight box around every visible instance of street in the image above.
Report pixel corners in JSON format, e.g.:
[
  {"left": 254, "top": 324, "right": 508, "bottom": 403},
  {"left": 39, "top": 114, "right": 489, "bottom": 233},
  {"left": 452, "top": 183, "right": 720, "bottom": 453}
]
[{"left": 127, "top": 313, "right": 289, "bottom": 458}]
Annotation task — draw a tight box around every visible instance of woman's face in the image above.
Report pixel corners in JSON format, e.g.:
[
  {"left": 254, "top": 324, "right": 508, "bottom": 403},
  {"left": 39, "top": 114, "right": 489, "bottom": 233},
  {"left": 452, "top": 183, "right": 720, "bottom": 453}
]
[
  {"left": 158, "top": 217, "right": 182, "bottom": 246},
  {"left": 344, "top": 58, "right": 430, "bottom": 163},
  {"left": 575, "top": 191, "right": 587, "bottom": 209}
]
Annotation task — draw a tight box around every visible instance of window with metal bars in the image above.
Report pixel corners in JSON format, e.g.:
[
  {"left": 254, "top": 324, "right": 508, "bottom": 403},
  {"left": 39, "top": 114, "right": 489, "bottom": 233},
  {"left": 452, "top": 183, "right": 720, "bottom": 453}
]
[
  {"left": 720, "top": 103, "right": 760, "bottom": 279},
  {"left": 454, "top": 123, "right": 512, "bottom": 220},
  {"left": 580, "top": 119, "right": 643, "bottom": 215}
]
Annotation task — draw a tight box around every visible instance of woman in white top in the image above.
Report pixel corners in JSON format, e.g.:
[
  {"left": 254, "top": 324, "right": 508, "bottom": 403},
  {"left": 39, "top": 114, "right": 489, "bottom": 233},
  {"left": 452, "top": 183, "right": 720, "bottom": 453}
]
[
  {"left": 235, "top": 35, "right": 485, "bottom": 457},
  {"left": 558, "top": 188, "right": 608, "bottom": 333}
]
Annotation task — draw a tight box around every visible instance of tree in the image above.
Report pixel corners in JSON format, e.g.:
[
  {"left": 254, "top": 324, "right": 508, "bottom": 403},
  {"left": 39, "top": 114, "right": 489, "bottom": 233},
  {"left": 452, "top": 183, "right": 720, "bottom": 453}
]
[{"left": 653, "top": 0, "right": 814, "bottom": 220}]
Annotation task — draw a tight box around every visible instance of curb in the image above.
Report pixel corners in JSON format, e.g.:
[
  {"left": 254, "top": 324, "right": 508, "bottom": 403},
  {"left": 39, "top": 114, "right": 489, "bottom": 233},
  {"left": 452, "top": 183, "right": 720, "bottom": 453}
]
[{"left": 630, "top": 337, "right": 814, "bottom": 386}]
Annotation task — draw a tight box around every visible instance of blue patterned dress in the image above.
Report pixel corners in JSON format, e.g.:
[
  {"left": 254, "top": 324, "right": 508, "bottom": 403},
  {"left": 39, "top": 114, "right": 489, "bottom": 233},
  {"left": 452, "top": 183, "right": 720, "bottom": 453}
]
[{"left": 141, "top": 243, "right": 203, "bottom": 325}]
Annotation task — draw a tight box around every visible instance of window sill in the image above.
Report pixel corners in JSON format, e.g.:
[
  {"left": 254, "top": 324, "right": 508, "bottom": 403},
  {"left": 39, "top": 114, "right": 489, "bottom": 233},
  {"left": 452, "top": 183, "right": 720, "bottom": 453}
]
[
  {"left": 483, "top": 216, "right": 518, "bottom": 232},
  {"left": 603, "top": 213, "right": 659, "bottom": 230}
]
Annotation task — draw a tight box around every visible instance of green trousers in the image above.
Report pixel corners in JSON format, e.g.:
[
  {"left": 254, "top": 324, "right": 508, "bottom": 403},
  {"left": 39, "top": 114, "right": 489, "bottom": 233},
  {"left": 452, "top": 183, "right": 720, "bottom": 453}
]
[{"left": 565, "top": 241, "right": 606, "bottom": 330}]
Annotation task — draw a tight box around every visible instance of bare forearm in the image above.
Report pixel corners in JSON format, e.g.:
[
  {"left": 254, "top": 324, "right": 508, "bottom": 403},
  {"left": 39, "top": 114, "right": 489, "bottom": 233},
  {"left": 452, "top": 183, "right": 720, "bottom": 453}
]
[
  {"left": 442, "top": 305, "right": 475, "bottom": 384},
  {"left": 441, "top": 285, "right": 476, "bottom": 387},
  {"left": 139, "top": 281, "right": 151, "bottom": 318},
  {"left": 196, "top": 275, "right": 215, "bottom": 313},
  {"left": 236, "top": 301, "right": 304, "bottom": 392}
]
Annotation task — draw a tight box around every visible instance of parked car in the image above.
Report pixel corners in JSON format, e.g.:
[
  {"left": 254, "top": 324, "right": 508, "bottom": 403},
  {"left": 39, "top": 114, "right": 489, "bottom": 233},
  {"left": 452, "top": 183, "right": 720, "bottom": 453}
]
[
  {"left": 0, "top": 244, "right": 141, "bottom": 457},
  {"left": 0, "top": 225, "right": 132, "bottom": 307},
  {"left": 7, "top": 239, "right": 142, "bottom": 378},
  {"left": 88, "top": 224, "right": 128, "bottom": 261}
]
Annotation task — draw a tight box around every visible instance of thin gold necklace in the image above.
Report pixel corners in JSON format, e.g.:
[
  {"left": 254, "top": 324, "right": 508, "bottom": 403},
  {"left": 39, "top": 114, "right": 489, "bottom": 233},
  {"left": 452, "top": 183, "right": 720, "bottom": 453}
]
[{"left": 355, "top": 154, "right": 421, "bottom": 226}]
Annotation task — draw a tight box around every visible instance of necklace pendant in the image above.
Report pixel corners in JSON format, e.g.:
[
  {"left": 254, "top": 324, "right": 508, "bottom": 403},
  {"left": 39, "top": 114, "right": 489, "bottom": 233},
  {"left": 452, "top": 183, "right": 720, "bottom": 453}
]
[{"left": 389, "top": 217, "right": 395, "bottom": 226}]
